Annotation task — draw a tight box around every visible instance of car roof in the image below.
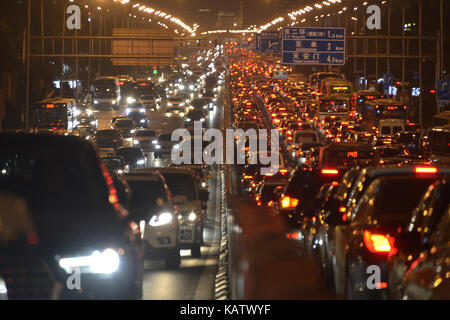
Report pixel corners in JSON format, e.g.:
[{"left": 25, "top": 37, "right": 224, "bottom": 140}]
[
  {"left": 360, "top": 166, "right": 450, "bottom": 179},
  {"left": 0, "top": 133, "right": 94, "bottom": 151}
]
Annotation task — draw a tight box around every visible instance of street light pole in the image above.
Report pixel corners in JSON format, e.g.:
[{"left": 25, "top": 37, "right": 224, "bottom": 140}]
[{"left": 25, "top": 0, "right": 31, "bottom": 131}]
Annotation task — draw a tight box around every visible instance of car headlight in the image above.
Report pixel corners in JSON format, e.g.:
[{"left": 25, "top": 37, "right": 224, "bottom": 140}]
[
  {"left": 93, "top": 100, "right": 99, "bottom": 105},
  {"left": 167, "top": 103, "right": 172, "bottom": 106},
  {"left": 90, "top": 121, "right": 96, "bottom": 126},
  {"left": 200, "top": 118, "right": 205, "bottom": 122},
  {"left": 58, "top": 248, "right": 120, "bottom": 274},
  {"left": 149, "top": 212, "right": 173, "bottom": 227},
  {"left": 189, "top": 85, "right": 194, "bottom": 90},
  {"left": 134, "top": 140, "right": 140, "bottom": 145},
  {"left": 112, "top": 100, "right": 117, "bottom": 104},
  {"left": 154, "top": 144, "right": 161, "bottom": 149},
  {"left": 127, "top": 97, "right": 136, "bottom": 104},
  {"left": 186, "top": 118, "right": 191, "bottom": 122},
  {"left": 188, "top": 212, "right": 197, "bottom": 222},
  {"left": 137, "top": 159, "right": 145, "bottom": 165},
  {"left": 140, "top": 119, "right": 146, "bottom": 123},
  {"left": 126, "top": 108, "right": 131, "bottom": 114},
  {"left": 140, "top": 108, "right": 146, "bottom": 113},
  {"left": 201, "top": 182, "right": 206, "bottom": 188}
]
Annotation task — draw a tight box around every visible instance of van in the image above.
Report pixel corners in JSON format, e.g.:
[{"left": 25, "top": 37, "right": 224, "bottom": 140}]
[{"left": 377, "top": 119, "right": 405, "bottom": 138}]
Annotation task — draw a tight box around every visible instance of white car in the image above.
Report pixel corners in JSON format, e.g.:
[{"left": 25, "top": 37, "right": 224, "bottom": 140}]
[
  {"left": 377, "top": 119, "right": 405, "bottom": 138},
  {"left": 123, "top": 172, "right": 181, "bottom": 268},
  {"left": 133, "top": 129, "right": 157, "bottom": 152}
]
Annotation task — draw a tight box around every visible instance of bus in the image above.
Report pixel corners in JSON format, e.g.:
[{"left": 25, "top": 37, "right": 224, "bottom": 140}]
[
  {"left": 317, "top": 96, "right": 350, "bottom": 124},
  {"left": 428, "top": 125, "right": 450, "bottom": 167},
  {"left": 309, "top": 72, "right": 340, "bottom": 91},
  {"left": 352, "top": 90, "right": 385, "bottom": 119},
  {"left": 432, "top": 111, "right": 450, "bottom": 127},
  {"left": 33, "top": 98, "right": 76, "bottom": 134},
  {"left": 319, "top": 78, "right": 353, "bottom": 99},
  {"left": 91, "top": 76, "right": 121, "bottom": 110},
  {"left": 134, "top": 79, "right": 157, "bottom": 98},
  {"left": 361, "top": 99, "right": 408, "bottom": 133}
]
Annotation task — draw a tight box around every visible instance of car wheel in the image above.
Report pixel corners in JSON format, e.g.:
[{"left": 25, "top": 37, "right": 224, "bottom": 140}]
[
  {"left": 191, "top": 243, "right": 201, "bottom": 258},
  {"left": 165, "top": 248, "right": 181, "bottom": 269}
]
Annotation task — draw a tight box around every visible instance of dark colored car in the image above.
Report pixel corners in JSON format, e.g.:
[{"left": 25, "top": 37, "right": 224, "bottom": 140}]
[
  {"left": 112, "top": 118, "right": 135, "bottom": 138},
  {"left": 116, "top": 147, "right": 146, "bottom": 170},
  {"left": 332, "top": 169, "right": 448, "bottom": 300},
  {"left": 185, "top": 110, "right": 206, "bottom": 128},
  {"left": 274, "top": 167, "right": 342, "bottom": 230},
  {"left": 388, "top": 178, "right": 450, "bottom": 299},
  {"left": 0, "top": 133, "right": 144, "bottom": 300},
  {"left": 100, "top": 155, "right": 127, "bottom": 175},
  {"left": 91, "top": 129, "right": 123, "bottom": 149}
]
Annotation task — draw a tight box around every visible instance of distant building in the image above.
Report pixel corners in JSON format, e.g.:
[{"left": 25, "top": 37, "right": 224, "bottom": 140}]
[{"left": 216, "top": 11, "right": 242, "bottom": 29}]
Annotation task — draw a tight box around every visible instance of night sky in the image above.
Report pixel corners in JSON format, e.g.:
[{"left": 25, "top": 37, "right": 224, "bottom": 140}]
[{"left": 143, "top": 0, "right": 302, "bottom": 30}]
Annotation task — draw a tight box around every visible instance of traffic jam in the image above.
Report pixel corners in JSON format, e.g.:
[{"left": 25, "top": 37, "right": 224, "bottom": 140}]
[
  {"left": 228, "top": 45, "right": 450, "bottom": 300},
  {"left": 0, "top": 0, "right": 449, "bottom": 304},
  {"left": 0, "top": 48, "right": 226, "bottom": 300}
]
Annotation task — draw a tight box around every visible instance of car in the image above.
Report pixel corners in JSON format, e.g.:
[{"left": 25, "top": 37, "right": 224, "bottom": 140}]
[
  {"left": 185, "top": 110, "right": 207, "bottom": 128},
  {"left": 132, "top": 129, "right": 157, "bottom": 152},
  {"left": 139, "top": 94, "right": 160, "bottom": 111},
  {"left": 91, "top": 129, "right": 123, "bottom": 149},
  {"left": 388, "top": 178, "right": 450, "bottom": 299},
  {"left": 111, "top": 117, "right": 135, "bottom": 138},
  {"left": 374, "top": 145, "right": 405, "bottom": 165},
  {"left": 0, "top": 133, "right": 144, "bottom": 299},
  {"left": 133, "top": 168, "right": 210, "bottom": 258},
  {"left": 123, "top": 171, "right": 181, "bottom": 268},
  {"left": 115, "top": 147, "right": 146, "bottom": 169},
  {"left": 153, "top": 133, "right": 178, "bottom": 159},
  {"left": 100, "top": 155, "right": 127, "bottom": 175},
  {"left": 72, "top": 124, "right": 96, "bottom": 140},
  {"left": 394, "top": 180, "right": 450, "bottom": 299},
  {"left": 332, "top": 172, "right": 446, "bottom": 299},
  {"left": 167, "top": 97, "right": 186, "bottom": 109},
  {"left": 377, "top": 119, "right": 405, "bottom": 138}
]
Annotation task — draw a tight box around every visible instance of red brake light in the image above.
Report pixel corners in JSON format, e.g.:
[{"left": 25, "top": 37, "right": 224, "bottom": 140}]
[
  {"left": 321, "top": 169, "right": 339, "bottom": 175},
  {"left": 287, "top": 233, "right": 300, "bottom": 239},
  {"left": 281, "top": 196, "right": 299, "bottom": 209},
  {"left": 363, "top": 231, "right": 397, "bottom": 255},
  {"left": 415, "top": 167, "right": 437, "bottom": 174}
]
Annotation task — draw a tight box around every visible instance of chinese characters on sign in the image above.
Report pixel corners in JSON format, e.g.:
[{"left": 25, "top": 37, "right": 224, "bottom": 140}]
[{"left": 282, "top": 27, "right": 345, "bottom": 65}]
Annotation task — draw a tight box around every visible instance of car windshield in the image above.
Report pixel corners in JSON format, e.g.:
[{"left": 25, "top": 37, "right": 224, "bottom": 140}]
[
  {"left": 295, "top": 132, "right": 317, "bottom": 143},
  {"left": 161, "top": 173, "right": 197, "bottom": 201},
  {"left": 374, "top": 177, "right": 439, "bottom": 221},
  {"left": 115, "top": 120, "right": 133, "bottom": 127},
  {"left": 96, "top": 130, "right": 116, "bottom": 136},
  {"left": 116, "top": 148, "right": 143, "bottom": 159},
  {"left": 125, "top": 177, "right": 168, "bottom": 219},
  {"left": 158, "top": 134, "right": 172, "bottom": 142},
  {"left": 136, "top": 131, "right": 156, "bottom": 137}
]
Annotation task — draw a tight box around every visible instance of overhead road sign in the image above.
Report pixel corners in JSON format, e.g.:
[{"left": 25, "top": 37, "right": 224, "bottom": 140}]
[
  {"left": 282, "top": 27, "right": 345, "bottom": 65},
  {"left": 260, "top": 31, "right": 281, "bottom": 54}
]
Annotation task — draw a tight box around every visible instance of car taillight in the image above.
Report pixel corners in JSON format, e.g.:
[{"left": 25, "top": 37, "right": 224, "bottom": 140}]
[
  {"left": 281, "top": 196, "right": 299, "bottom": 209},
  {"left": 243, "top": 175, "right": 253, "bottom": 179},
  {"left": 321, "top": 169, "right": 339, "bottom": 175},
  {"left": 287, "top": 233, "right": 300, "bottom": 239},
  {"left": 363, "top": 230, "right": 397, "bottom": 255},
  {"left": 415, "top": 166, "right": 437, "bottom": 174}
]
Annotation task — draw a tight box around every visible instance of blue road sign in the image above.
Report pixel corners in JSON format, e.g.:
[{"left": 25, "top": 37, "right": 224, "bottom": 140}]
[
  {"left": 260, "top": 31, "right": 281, "bottom": 54},
  {"left": 281, "top": 27, "right": 345, "bottom": 65},
  {"left": 437, "top": 80, "right": 450, "bottom": 101},
  {"left": 384, "top": 73, "right": 393, "bottom": 95}
]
